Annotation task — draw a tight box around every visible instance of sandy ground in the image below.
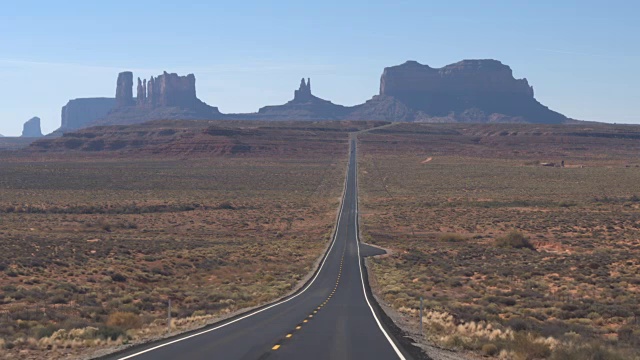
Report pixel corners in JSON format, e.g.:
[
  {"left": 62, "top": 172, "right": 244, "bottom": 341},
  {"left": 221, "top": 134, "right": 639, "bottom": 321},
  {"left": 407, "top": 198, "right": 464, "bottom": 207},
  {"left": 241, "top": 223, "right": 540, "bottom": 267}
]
[{"left": 363, "top": 250, "right": 478, "bottom": 360}]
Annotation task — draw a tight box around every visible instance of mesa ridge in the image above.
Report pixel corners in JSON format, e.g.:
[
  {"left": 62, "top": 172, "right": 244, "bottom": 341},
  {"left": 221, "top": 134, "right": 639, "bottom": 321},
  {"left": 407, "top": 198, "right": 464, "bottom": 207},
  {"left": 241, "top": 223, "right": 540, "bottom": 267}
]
[{"left": 15, "top": 59, "right": 574, "bottom": 137}]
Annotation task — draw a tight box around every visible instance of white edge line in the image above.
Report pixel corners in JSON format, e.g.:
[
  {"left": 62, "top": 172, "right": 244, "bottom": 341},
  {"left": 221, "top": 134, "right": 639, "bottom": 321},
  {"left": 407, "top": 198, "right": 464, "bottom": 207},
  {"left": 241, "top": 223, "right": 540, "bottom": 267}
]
[
  {"left": 116, "top": 151, "right": 351, "bottom": 360},
  {"left": 353, "top": 143, "right": 407, "bottom": 360}
]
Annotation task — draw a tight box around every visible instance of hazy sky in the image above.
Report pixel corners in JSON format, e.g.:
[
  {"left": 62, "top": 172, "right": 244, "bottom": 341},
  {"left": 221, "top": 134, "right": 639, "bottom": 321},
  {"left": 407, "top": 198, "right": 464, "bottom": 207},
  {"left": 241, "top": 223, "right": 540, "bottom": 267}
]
[{"left": 1, "top": 1, "right": 638, "bottom": 136}]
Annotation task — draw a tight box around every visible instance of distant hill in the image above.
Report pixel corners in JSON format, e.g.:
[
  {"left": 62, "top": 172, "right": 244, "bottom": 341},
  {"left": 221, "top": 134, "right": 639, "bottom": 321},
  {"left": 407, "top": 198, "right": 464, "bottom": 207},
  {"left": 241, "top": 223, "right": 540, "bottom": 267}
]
[
  {"left": 60, "top": 98, "right": 116, "bottom": 131},
  {"left": 26, "top": 120, "right": 386, "bottom": 157},
  {"left": 24, "top": 121, "right": 640, "bottom": 161},
  {"left": 93, "top": 71, "right": 221, "bottom": 127},
  {"left": 0, "top": 137, "right": 39, "bottom": 151},
  {"left": 227, "top": 78, "right": 350, "bottom": 121},
  {"left": 229, "top": 60, "right": 567, "bottom": 124},
  {"left": 37, "top": 59, "right": 573, "bottom": 135},
  {"left": 348, "top": 60, "right": 567, "bottom": 124}
]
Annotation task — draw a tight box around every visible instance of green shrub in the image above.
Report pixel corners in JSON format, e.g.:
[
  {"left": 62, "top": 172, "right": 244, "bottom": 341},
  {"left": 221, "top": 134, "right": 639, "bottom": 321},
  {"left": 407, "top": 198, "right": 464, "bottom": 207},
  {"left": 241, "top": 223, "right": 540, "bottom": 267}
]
[
  {"left": 482, "top": 343, "right": 499, "bottom": 356},
  {"left": 217, "top": 202, "right": 235, "bottom": 210},
  {"left": 511, "top": 333, "right": 551, "bottom": 358},
  {"left": 106, "top": 312, "right": 142, "bottom": 330},
  {"left": 507, "top": 317, "right": 531, "bottom": 331},
  {"left": 5, "top": 269, "right": 18, "bottom": 277},
  {"left": 33, "top": 324, "right": 57, "bottom": 339},
  {"left": 439, "top": 233, "right": 467, "bottom": 242},
  {"left": 617, "top": 325, "right": 634, "bottom": 343},
  {"left": 550, "top": 344, "right": 625, "bottom": 360},
  {"left": 101, "top": 222, "right": 112, "bottom": 232},
  {"left": 97, "top": 326, "right": 127, "bottom": 341},
  {"left": 496, "top": 231, "right": 536, "bottom": 250},
  {"left": 111, "top": 273, "right": 127, "bottom": 282}
]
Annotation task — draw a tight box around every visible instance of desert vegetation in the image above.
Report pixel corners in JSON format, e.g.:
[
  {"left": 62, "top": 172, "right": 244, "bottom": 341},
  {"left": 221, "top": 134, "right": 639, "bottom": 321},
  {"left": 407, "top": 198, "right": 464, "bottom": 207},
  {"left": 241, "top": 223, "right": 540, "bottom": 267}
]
[
  {"left": 0, "top": 123, "right": 350, "bottom": 359},
  {"left": 358, "top": 123, "right": 640, "bottom": 359}
]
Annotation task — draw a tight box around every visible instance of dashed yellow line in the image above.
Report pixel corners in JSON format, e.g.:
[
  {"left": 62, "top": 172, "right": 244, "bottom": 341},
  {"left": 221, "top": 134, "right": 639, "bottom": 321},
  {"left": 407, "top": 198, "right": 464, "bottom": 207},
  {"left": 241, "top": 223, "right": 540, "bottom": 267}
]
[{"left": 269, "top": 250, "right": 347, "bottom": 353}]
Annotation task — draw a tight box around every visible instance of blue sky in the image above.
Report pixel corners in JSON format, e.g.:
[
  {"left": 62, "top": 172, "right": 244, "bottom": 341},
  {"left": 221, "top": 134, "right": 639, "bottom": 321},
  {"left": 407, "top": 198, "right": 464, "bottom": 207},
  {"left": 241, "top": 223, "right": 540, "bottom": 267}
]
[{"left": 1, "top": 0, "right": 638, "bottom": 135}]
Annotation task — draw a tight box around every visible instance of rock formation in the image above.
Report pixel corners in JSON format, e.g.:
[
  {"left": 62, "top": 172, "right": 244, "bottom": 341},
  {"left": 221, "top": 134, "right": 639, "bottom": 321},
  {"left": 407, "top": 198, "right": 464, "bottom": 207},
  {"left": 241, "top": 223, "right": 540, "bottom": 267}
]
[
  {"left": 148, "top": 72, "right": 198, "bottom": 107},
  {"left": 136, "top": 78, "right": 145, "bottom": 105},
  {"left": 93, "top": 71, "right": 221, "bottom": 126},
  {"left": 347, "top": 95, "right": 416, "bottom": 122},
  {"left": 21, "top": 117, "right": 43, "bottom": 137},
  {"left": 349, "top": 59, "right": 566, "bottom": 124},
  {"left": 294, "top": 78, "right": 312, "bottom": 101},
  {"left": 238, "top": 78, "right": 349, "bottom": 120},
  {"left": 124, "top": 71, "right": 199, "bottom": 108},
  {"left": 115, "top": 72, "right": 134, "bottom": 107},
  {"left": 225, "top": 60, "right": 566, "bottom": 124},
  {"left": 46, "top": 59, "right": 568, "bottom": 131},
  {"left": 379, "top": 60, "right": 534, "bottom": 99},
  {"left": 59, "top": 98, "right": 117, "bottom": 131}
]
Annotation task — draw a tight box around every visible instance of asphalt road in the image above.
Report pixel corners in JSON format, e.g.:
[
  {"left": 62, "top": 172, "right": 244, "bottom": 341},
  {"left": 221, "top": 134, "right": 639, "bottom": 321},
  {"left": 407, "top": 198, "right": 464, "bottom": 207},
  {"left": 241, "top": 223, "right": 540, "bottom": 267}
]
[{"left": 103, "top": 140, "right": 413, "bottom": 360}]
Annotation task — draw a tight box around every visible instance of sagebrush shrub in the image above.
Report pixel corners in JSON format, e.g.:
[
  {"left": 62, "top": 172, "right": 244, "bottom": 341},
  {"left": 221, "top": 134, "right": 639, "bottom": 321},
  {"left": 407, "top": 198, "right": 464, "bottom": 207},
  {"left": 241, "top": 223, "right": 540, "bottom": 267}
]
[
  {"left": 106, "top": 312, "right": 142, "bottom": 330},
  {"left": 495, "top": 231, "right": 536, "bottom": 250}
]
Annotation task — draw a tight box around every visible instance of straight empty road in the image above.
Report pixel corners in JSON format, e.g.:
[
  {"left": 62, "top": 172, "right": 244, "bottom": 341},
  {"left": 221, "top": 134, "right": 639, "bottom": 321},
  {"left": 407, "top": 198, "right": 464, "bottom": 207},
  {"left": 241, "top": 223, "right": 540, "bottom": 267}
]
[{"left": 102, "top": 140, "right": 414, "bottom": 360}]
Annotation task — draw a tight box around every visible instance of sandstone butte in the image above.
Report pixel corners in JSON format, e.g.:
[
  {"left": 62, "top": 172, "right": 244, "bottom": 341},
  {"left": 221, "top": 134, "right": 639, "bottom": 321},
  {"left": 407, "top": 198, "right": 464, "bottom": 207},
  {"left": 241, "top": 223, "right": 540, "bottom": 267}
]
[
  {"left": 21, "top": 117, "right": 43, "bottom": 138},
  {"left": 36, "top": 59, "right": 572, "bottom": 136}
]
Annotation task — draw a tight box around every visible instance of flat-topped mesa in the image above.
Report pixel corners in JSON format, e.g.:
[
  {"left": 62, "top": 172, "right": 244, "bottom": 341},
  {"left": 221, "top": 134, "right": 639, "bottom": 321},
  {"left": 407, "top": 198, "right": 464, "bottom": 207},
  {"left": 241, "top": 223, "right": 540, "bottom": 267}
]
[
  {"left": 60, "top": 98, "right": 116, "bottom": 131},
  {"left": 380, "top": 60, "right": 534, "bottom": 97},
  {"left": 372, "top": 59, "right": 565, "bottom": 124},
  {"left": 293, "top": 77, "right": 313, "bottom": 101},
  {"left": 115, "top": 72, "right": 134, "bottom": 107},
  {"left": 127, "top": 71, "right": 199, "bottom": 108},
  {"left": 154, "top": 72, "right": 197, "bottom": 107},
  {"left": 92, "top": 71, "right": 220, "bottom": 126}
]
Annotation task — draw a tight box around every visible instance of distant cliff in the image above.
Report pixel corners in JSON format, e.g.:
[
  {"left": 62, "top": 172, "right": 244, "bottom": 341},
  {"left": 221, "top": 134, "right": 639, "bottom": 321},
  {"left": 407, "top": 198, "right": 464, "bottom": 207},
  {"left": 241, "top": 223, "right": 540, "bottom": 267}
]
[
  {"left": 39, "top": 59, "right": 569, "bottom": 132},
  {"left": 380, "top": 60, "right": 534, "bottom": 98},
  {"left": 348, "top": 60, "right": 566, "bottom": 124},
  {"left": 22, "top": 117, "right": 43, "bottom": 137},
  {"left": 245, "top": 78, "right": 349, "bottom": 120},
  {"left": 94, "top": 71, "right": 221, "bottom": 126},
  {"left": 232, "top": 60, "right": 567, "bottom": 124},
  {"left": 60, "top": 98, "right": 116, "bottom": 131}
]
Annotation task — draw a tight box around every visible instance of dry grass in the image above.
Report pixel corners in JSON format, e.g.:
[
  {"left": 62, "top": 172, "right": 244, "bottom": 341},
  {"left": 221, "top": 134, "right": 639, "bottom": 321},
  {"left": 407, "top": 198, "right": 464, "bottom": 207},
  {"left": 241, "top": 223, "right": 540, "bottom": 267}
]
[
  {"left": 358, "top": 123, "right": 640, "bottom": 359},
  {"left": 0, "top": 130, "right": 348, "bottom": 359}
]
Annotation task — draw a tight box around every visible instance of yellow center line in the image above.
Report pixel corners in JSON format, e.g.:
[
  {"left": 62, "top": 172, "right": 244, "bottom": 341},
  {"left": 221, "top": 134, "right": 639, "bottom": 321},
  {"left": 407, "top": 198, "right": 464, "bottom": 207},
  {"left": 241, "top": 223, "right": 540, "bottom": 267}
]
[{"left": 266, "top": 247, "right": 352, "bottom": 354}]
